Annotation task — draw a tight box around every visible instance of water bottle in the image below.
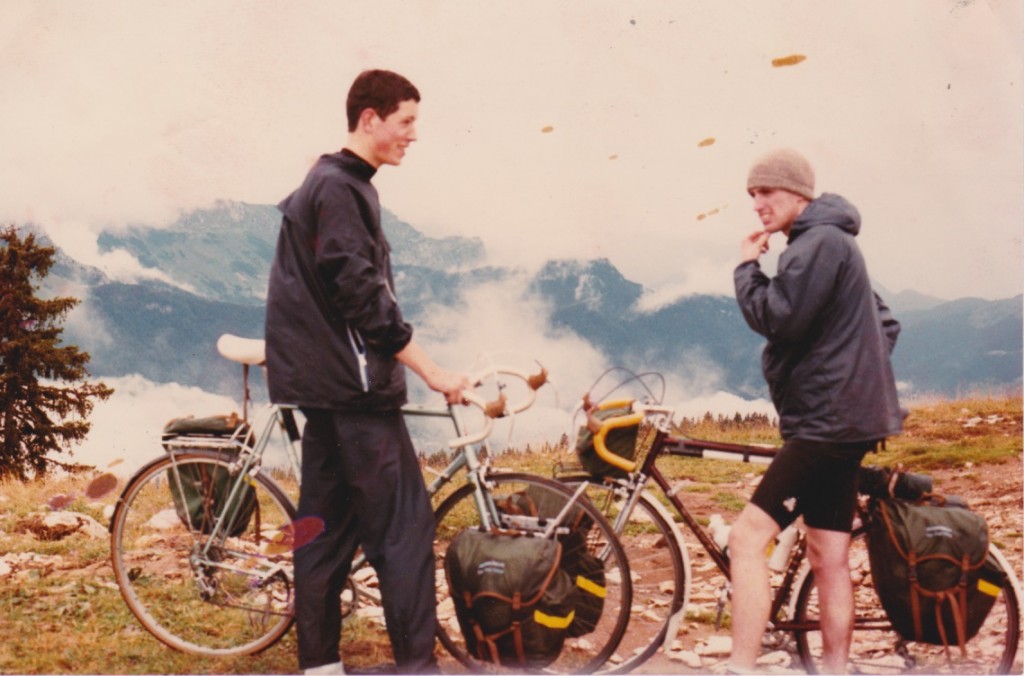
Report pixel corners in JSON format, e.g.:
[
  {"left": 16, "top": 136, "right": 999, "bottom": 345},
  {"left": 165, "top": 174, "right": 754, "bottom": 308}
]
[
  {"left": 709, "top": 514, "right": 731, "bottom": 557},
  {"left": 767, "top": 523, "right": 799, "bottom": 571}
]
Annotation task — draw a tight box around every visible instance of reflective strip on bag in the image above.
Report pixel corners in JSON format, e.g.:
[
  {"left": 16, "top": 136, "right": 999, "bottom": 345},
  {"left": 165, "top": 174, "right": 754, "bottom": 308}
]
[
  {"left": 977, "top": 578, "right": 1001, "bottom": 597},
  {"left": 576, "top": 575, "right": 607, "bottom": 598},
  {"left": 533, "top": 608, "right": 575, "bottom": 629}
]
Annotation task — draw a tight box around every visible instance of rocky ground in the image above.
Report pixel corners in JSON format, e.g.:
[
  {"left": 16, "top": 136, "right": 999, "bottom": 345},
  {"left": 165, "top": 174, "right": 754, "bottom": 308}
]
[{"left": 1, "top": 449, "right": 1020, "bottom": 674}]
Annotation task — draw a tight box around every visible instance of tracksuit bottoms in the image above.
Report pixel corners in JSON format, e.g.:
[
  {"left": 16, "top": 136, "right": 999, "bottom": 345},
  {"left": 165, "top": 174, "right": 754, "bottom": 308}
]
[{"left": 294, "top": 408, "right": 438, "bottom": 673}]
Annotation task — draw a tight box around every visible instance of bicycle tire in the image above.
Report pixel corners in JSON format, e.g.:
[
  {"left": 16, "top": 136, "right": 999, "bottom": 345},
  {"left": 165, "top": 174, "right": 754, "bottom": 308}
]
[
  {"left": 110, "top": 450, "right": 299, "bottom": 656},
  {"left": 560, "top": 475, "right": 689, "bottom": 673},
  {"left": 792, "top": 533, "right": 1022, "bottom": 674},
  {"left": 433, "top": 472, "right": 632, "bottom": 673}
]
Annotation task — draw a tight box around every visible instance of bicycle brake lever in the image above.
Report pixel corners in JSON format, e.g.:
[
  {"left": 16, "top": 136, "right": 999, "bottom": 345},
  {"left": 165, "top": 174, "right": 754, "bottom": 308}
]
[
  {"left": 482, "top": 392, "right": 508, "bottom": 419},
  {"left": 526, "top": 367, "right": 548, "bottom": 391}
]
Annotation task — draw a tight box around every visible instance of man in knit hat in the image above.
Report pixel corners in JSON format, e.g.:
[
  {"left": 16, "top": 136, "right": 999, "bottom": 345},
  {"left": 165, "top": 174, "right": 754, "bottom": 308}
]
[{"left": 728, "top": 148, "right": 903, "bottom": 674}]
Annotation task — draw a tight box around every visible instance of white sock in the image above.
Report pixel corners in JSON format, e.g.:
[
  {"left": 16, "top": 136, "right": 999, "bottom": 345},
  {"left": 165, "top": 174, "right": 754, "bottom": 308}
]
[{"left": 304, "top": 661, "right": 345, "bottom": 675}]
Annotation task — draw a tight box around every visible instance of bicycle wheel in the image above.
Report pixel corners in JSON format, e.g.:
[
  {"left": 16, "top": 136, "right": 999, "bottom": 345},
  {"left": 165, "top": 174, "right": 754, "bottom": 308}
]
[
  {"left": 561, "top": 475, "right": 688, "bottom": 673},
  {"left": 110, "top": 450, "right": 299, "bottom": 656},
  {"left": 434, "top": 472, "right": 632, "bottom": 673},
  {"left": 792, "top": 532, "right": 1022, "bottom": 674}
]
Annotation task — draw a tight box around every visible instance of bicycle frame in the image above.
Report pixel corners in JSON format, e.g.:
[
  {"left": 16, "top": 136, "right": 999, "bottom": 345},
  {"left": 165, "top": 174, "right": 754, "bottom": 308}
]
[
  {"left": 130, "top": 391, "right": 547, "bottom": 629},
  {"left": 621, "top": 425, "right": 814, "bottom": 630},
  {"left": 408, "top": 402, "right": 503, "bottom": 530},
  {"left": 583, "top": 406, "right": 1021, "bottom": 641},
  {"left": 152, "top": 402, "right": 304, "bottom": 590},
  {"left": 113, "top": 337, "right": 642, "bottom": 667},
  {"left": 204, "top": 333, "right": 548, "bottom": 537},
  {"left": 575, "top": 398, "right": 827, "bottom": 628}
]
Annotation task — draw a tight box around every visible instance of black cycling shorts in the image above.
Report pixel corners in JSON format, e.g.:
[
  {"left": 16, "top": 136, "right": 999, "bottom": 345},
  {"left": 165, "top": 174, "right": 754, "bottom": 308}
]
[{"left": 750, "top": 438, "right": 873, "bottom": 533}]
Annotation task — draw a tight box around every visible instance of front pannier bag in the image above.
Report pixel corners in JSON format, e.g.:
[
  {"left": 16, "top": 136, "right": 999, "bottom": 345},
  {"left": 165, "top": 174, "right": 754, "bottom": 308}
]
[
  {"left": 575, "top": 405, "right": 639, "bottom": 479},
  {"left": 444, "top": 529, "right": 578, "bottom": 669},
  {"left": 497, "top": 487, "right": 608, "bottom": 637},
  {"left": 865, "top": 496, "right": 1005, "bottom": 655}
]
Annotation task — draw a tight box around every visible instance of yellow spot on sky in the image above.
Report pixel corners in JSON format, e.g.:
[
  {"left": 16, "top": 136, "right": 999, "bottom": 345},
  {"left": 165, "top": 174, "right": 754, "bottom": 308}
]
[
  {"left": 772, "top": 54, "right": 807, "bottom": 68},
  {"left": 698, "top": 137, "right": 715, "bottom": 147},
  {"left": 697, "top": 205, "right": 728, "bottom": 221}
]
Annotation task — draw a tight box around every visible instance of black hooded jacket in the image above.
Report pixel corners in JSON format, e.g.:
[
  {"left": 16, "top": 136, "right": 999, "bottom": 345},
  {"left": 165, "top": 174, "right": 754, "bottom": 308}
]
[
  {"left": 264, "top": 150, "right": 412, "bottom": 411},
  {"left": 733, "top": 193, "right": 903, "bottom": 442}
]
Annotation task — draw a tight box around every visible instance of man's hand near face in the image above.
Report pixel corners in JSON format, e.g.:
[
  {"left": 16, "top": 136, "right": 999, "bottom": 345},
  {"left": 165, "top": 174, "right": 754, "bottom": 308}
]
[{"left": 741, "top": 229, "right": 771, "bottom": 263}]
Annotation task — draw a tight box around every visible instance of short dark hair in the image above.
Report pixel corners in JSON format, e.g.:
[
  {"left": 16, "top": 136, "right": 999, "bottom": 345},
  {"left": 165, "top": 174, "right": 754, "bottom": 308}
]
[{"left": 346, "top": 69, "right": 420, "bottom": 132}]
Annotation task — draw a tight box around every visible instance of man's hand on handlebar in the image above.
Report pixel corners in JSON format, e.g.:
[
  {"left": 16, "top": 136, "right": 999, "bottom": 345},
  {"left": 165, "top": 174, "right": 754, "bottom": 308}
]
[{"left": 430, "top": 369, "right": 472, "bottom": 406}]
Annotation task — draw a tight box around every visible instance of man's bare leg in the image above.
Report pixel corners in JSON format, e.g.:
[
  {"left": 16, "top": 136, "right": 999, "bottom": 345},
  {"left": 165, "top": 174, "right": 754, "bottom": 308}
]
[
  {"left": 727, "top": 504, "right": 780, "bottom": 672},
  {"left": 804, "top": 527, "right": 855, "bottom": 674}
]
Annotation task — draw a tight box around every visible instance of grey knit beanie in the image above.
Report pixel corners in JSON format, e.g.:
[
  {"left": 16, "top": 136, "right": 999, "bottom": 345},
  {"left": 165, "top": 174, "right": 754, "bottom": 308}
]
[{"left": 746, "top": 148, "right": 815, "bottom": 200}]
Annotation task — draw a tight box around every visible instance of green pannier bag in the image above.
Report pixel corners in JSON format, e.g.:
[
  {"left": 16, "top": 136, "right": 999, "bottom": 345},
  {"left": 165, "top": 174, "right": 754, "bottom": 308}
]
[
  {"left": 574, "top": 405, "right": 639, "bottom": 479},
  {"left": 865, "top": 496, "right": 1005, "bottom": 654},
  {"left": 163, "top": 414, "right": 257, "bottom": 538},
  {"left": 445, "top": 529, "right": 578, "bottom": 669},
  {"left": 163, "top": 413, "right": 247, "bottom": 437},
  {"left": 497, "top": 485, "right": 606, "bottom": 639},
  {"left": 497, "top": 486, "right": 607, "bottom": 638},
  {"left": 167, "top": 461, "right": 258, "bottom": 538}
]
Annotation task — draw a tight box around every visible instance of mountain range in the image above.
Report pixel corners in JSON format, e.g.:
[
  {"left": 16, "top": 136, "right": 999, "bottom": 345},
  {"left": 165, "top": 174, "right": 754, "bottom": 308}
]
[{"left": 36, "top": 201, "right": 1022, "bottom": 403}]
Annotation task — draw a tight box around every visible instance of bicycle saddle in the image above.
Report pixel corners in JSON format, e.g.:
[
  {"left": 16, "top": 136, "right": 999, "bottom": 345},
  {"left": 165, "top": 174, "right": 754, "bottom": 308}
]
[{"left": 217, "top": 334, "right": 266, "bottom": 366}]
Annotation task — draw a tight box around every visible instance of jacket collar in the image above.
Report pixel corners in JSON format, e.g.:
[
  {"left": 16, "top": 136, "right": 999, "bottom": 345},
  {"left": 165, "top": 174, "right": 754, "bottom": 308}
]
[
  {"left": 788, "top": 192, "right": 861, "bottom": 242},
  {"left": 337, "top": 148, "right": 378, "bottom": 181}
]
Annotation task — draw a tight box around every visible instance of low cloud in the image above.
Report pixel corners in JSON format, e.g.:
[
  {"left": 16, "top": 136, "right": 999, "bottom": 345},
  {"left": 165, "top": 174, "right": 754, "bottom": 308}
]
[
  {"left": 61, "top": 272, "right": 778, "bottom": 474},
  {"left": 672, "top": 390, "right": 775, "bottom": 421},
  {"left": 54, "top": 375, "right": 240, "bottom": 477},
  {"left": 44, "top": 219, "right": 194, "bottom": 289},
  {"left": 67, "top": 372, "right": 775, "bottom": 477},
  {"left": 412, "top": 275, "right": 610, "bottom": 404},
  {"left": 63, "top": 292, "right": 114, "bottom": 353}
]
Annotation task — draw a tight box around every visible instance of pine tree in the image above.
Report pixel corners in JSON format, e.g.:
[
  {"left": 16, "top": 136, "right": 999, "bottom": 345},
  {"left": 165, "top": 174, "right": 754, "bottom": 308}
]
[{"left": 0, "top": 225, "right": 114, "bottom": 480}]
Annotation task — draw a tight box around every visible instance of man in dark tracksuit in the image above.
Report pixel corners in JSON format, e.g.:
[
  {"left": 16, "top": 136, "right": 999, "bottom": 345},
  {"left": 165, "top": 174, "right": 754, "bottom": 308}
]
[
  {"left": 265, "top": 69, "right": 467, "bottom": 675},
  {"left": 728, "top": 148, "right": 903, "bottom": 674}
]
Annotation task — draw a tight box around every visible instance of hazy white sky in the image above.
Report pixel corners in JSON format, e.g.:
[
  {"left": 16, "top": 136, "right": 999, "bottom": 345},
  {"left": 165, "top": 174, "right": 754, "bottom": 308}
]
[
  {"left": 8, "top": 0, "right": 1017, "bottom": 470},
  {"left": 2, "top": 0, "right": 1021, "bottom": 302}
]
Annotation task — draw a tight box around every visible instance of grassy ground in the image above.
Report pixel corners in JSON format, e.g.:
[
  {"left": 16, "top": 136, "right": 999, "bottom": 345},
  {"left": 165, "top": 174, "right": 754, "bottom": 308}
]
[{"left": 0, "top": 394, "right": 1019, "bottom": 674}]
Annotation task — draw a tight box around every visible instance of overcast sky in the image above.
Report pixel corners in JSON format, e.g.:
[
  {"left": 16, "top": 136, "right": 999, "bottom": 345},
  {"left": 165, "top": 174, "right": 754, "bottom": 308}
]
[{"left": 2, "top": 0, "right": 1021, "bottom": 303}]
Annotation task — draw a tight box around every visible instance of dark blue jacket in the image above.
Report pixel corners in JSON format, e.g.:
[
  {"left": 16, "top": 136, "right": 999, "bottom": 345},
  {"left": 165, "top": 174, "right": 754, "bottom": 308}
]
[
  {"left": 734, "top": 193, "right": 903, "bottom": 442},
  {"left": 265, "top": 150, "right": 412, "bottom": 411}
]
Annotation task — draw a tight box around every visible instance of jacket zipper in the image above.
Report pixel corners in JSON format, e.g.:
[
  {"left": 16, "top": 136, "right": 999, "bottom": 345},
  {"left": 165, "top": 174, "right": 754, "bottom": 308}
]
[{"left": 346, "top": 325, "right": 370, "bottom": 392}]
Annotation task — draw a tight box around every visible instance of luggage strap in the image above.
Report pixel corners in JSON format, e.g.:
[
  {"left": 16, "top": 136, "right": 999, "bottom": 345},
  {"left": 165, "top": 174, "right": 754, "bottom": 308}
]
[{"left": 906, "top": 550, "right": 971, "bottom": 661}]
